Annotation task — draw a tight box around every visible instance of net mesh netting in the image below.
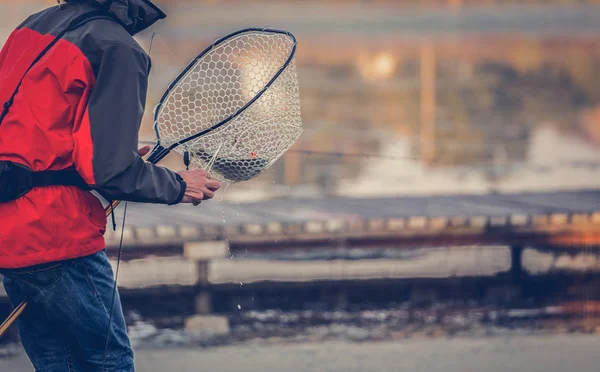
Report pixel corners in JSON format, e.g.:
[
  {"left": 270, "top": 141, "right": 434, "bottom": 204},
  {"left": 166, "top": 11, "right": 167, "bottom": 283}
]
[{"left": 154, "top": 30, "right": 303, "bottom": 182}]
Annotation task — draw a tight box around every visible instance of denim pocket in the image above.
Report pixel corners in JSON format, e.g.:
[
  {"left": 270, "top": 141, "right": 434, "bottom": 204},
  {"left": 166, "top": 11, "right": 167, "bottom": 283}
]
[{"left": 6, "top": 263, "right": 65, "bottom": 290}]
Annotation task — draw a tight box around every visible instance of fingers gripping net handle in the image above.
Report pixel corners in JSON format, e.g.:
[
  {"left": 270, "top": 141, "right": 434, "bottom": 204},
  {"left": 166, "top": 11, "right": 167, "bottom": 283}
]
[{"left": 153, "top": 28, "right": 303, "bottom": 183}]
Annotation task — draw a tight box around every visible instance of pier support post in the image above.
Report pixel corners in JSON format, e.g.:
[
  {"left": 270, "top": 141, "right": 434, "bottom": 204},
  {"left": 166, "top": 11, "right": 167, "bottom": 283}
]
[
  {"left": 195, "top": 261, "right": 212, "bottom": 314},
  {"left": 183, "top": 241, "right": 231, "bottom": 333},
  {"left": 510, "top": 245, "right": 525, "bottom": 278},
  {"left": 184, "top": 241, "right": 229, "bottom": 314},
  {"left": 336, "top": 289, "right": 349, "bottom": 310},
  {"left": 195, "top": 288, "right": 212, "bottom": 315}
]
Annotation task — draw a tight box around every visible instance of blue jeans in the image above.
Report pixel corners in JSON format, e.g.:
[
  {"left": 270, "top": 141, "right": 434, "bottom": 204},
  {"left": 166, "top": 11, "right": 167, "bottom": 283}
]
[{"left": 1, "top": 250, "right": 133, "bottom": 371}]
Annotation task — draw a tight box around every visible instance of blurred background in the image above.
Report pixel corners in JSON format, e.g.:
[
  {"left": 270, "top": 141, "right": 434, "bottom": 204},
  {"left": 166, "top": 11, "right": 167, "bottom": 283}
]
[{"left": 2, "top": 0, "right": 600, "bottom": 371}]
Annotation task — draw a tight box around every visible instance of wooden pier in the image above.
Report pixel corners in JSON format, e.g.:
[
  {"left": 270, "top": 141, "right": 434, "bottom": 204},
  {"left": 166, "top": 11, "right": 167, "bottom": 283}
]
[
  {"left": 2, "top": 190, "right": 600, "bottom": 335},
  {"left": 104, "top": 190, "right": 600, "bottom": 252}
]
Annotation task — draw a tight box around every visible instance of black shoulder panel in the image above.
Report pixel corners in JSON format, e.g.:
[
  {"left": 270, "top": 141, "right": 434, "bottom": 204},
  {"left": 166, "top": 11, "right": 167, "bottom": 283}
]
[{"left": 19, "top": 1, "right": 147, "bottom": 77}]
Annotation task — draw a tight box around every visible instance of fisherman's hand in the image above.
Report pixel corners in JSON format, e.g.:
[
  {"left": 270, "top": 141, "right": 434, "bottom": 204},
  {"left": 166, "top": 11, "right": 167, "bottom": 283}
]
[
  {"left": 138, "top": 145, "right": 152, "bottom": 157},
  {"left": 177, "top": 169, "right": 221, "bottom": 206}
]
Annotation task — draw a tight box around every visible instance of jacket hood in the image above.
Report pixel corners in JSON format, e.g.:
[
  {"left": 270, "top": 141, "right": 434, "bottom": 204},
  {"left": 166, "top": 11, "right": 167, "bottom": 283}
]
[{"left": 66, "top": 0, "right": 166, "bottom": 35}]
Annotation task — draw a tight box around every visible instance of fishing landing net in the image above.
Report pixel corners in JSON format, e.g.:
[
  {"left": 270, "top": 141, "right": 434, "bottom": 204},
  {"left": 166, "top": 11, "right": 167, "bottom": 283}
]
[{"left": 150, "top": 28, "right": 303, "bottom": 182}]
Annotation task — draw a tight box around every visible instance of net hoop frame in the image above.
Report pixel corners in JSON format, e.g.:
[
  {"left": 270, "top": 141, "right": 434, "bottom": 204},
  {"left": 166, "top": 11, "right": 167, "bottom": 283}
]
[{"left": 149, "top": 27, "right": 298, "bottom": 164}]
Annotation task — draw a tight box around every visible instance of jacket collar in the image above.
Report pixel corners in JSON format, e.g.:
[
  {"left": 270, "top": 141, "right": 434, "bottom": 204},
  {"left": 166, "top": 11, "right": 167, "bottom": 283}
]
[{"left": 66, "top": 0, "right": 166, "bottom": 35}]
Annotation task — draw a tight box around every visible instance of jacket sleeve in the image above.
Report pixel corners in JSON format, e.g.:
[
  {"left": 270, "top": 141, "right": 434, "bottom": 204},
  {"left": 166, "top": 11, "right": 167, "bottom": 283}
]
[{"left": 73, "top": 42, "right": 186, "bottom": 204}]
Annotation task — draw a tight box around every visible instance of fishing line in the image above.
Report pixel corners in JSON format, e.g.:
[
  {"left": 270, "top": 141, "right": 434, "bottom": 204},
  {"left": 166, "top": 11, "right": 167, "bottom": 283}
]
[
  {"left": 102, "top": 31, "right": 157, "bottom": 371},
  {"left": 154, "top": 32, "right": 182, "bottom": 65},
  {"left": 136, "top": 140, "right": 600, "bottom": 169},
  {"left": 149, "top": 32, "right": 156, "bottom": 55},
  {"left": 102, "top": 201, "right": 128, "bottom": 371}
]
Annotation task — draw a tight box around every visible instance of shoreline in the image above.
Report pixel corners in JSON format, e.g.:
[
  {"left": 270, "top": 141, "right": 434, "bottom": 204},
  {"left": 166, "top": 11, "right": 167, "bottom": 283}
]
[{"left": 3, "top": 333, "right": 600, "bottom": 372}]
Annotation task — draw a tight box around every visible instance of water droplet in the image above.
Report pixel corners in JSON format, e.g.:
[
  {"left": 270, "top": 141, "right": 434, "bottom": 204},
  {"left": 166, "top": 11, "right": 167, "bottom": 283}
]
[
  {"left": 237, "top": 304, "right": 242, "bottom": 310},
  {"left": 222, "top": 219, "right": 226, "bottom": 223},
  {"left": 274, "top": 240, "right": 278, "bottom": 243},
  {"left": 240, "top": 282, "right": 243, "bottom": 286}
]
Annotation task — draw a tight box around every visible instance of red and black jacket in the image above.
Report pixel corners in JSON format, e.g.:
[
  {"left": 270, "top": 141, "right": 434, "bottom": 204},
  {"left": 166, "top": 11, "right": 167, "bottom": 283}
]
[{"left": 0, "top": 0, "right": 186, "bottom": 268}]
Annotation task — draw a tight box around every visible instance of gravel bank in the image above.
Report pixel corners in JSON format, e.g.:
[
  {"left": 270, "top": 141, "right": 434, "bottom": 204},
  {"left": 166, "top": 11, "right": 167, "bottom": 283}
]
[{"left": 2, "top": 333, "right": 600, "bottom": 372}]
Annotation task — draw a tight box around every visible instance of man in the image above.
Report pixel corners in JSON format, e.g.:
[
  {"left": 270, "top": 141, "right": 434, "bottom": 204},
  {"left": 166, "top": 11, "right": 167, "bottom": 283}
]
[{"left": 0, "top": 0, "right": 220, "bottom": 370}]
